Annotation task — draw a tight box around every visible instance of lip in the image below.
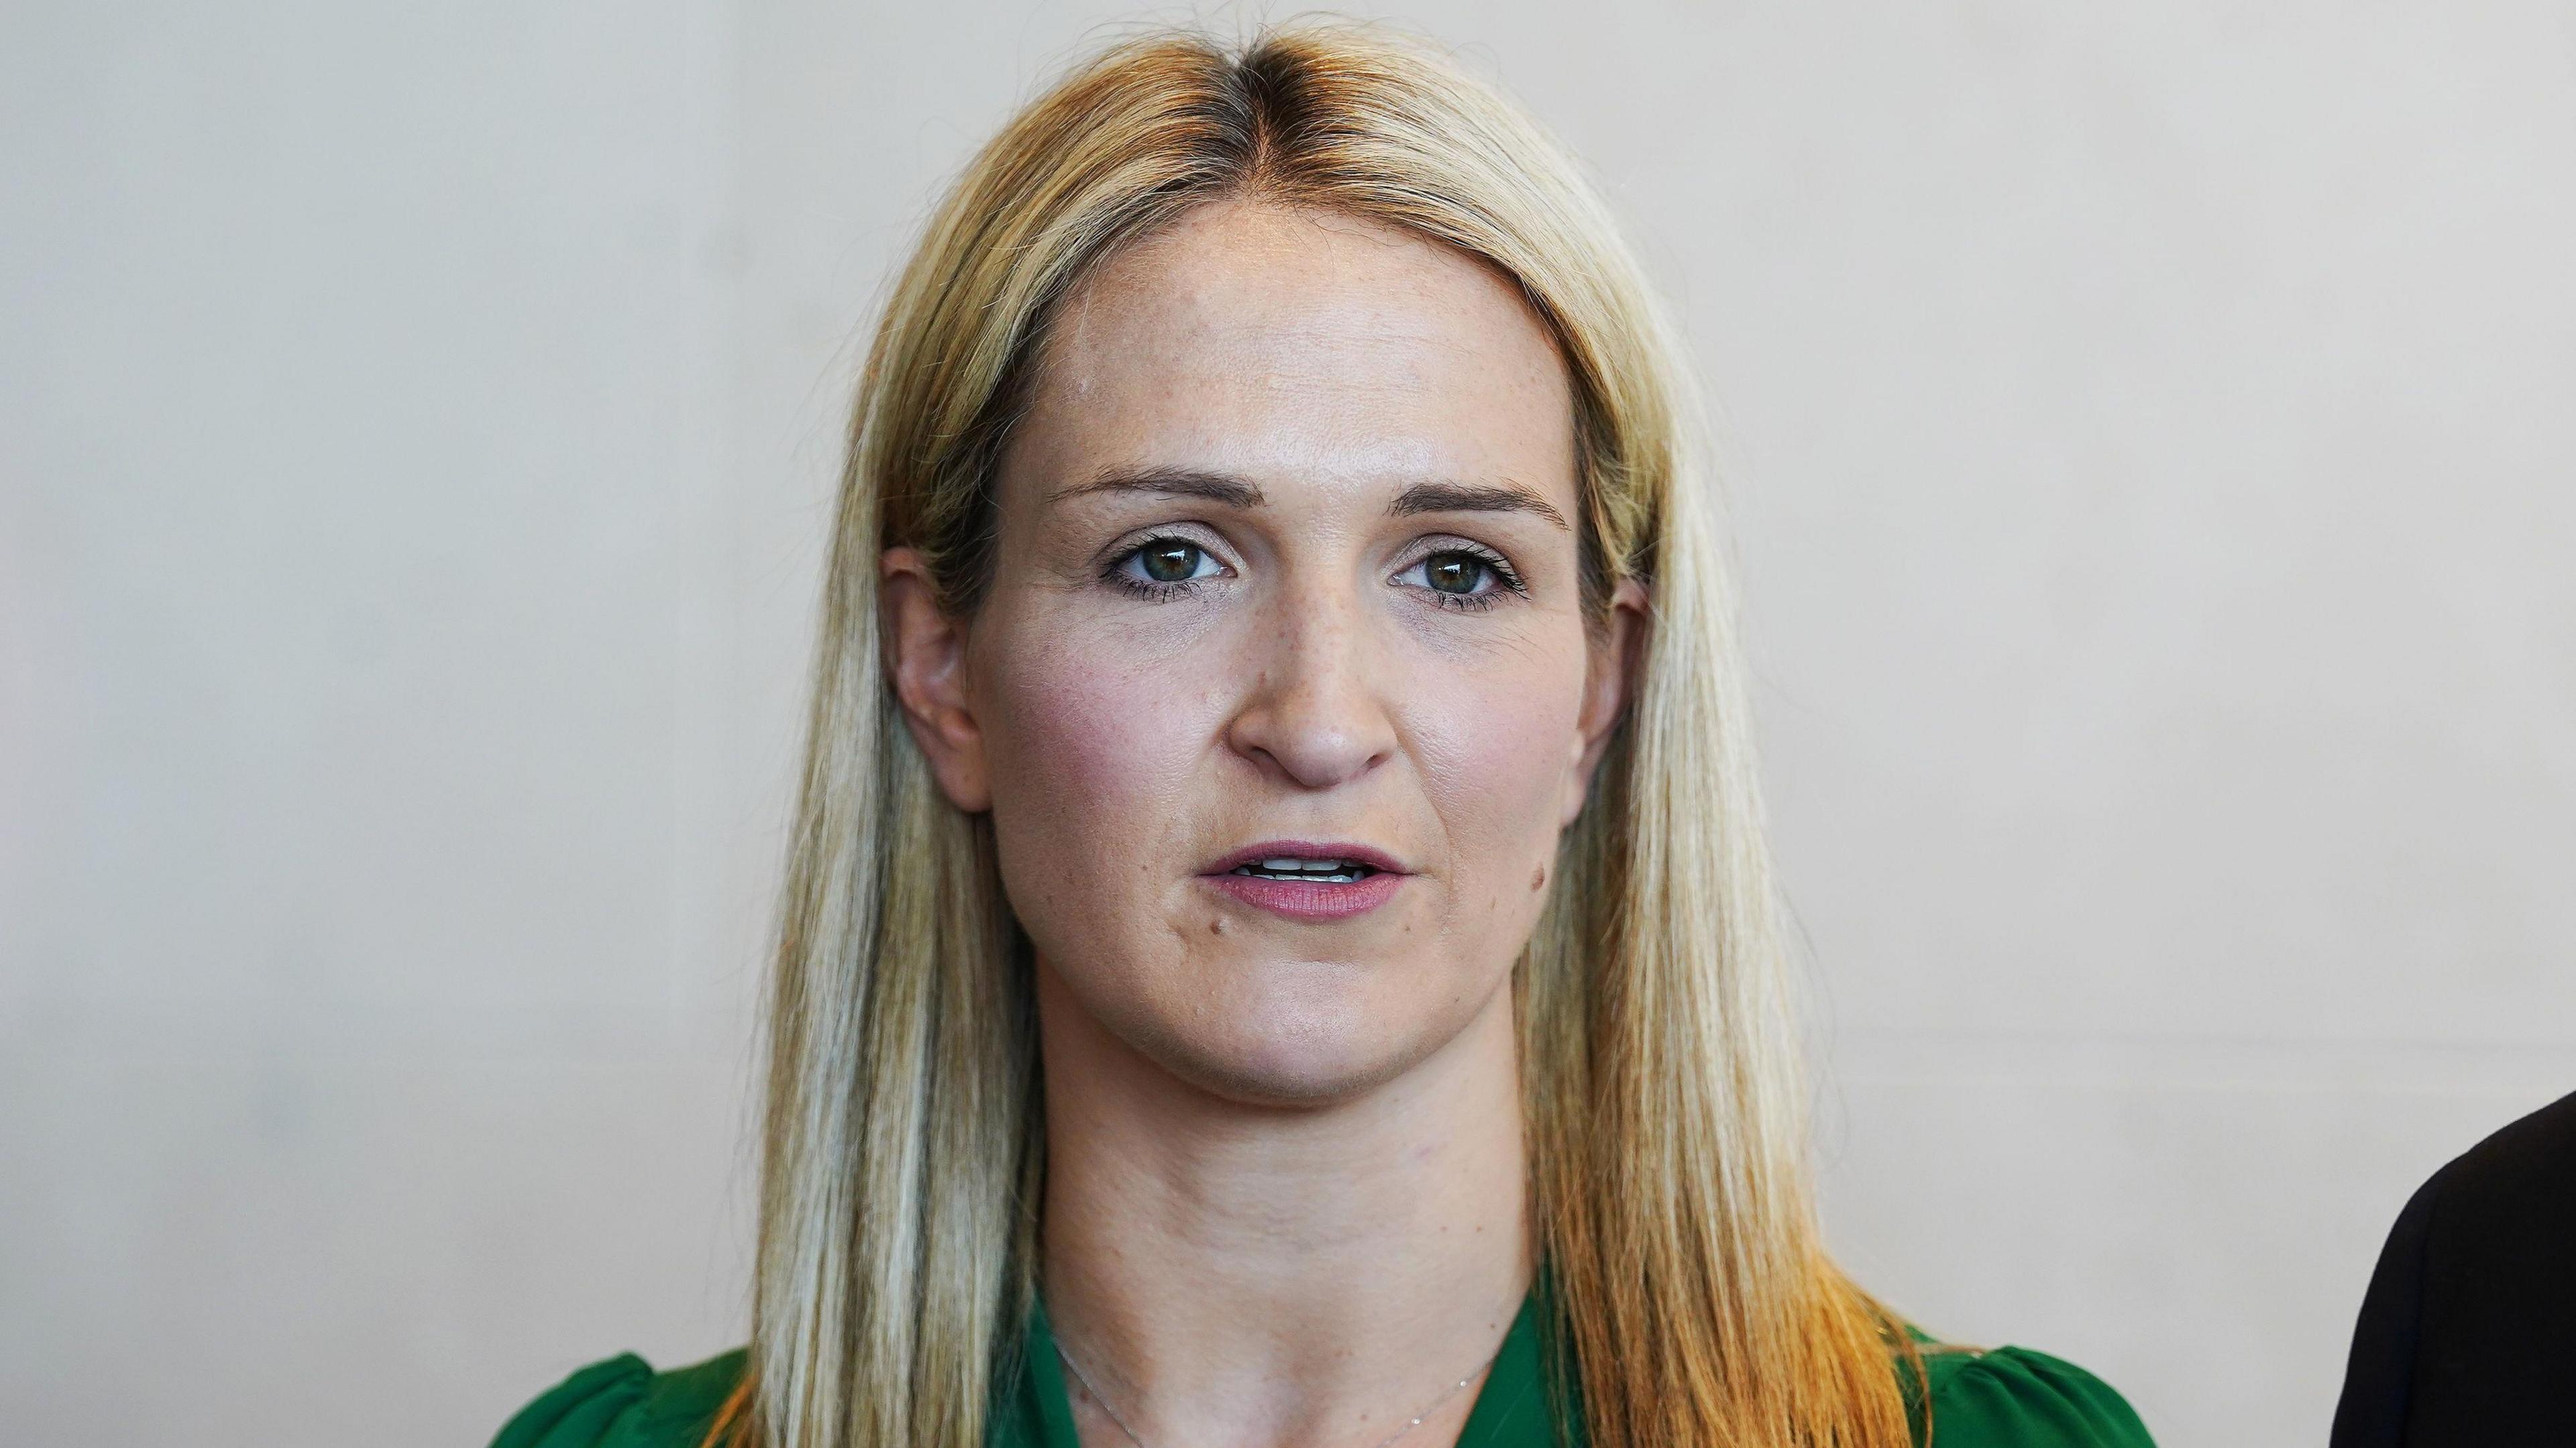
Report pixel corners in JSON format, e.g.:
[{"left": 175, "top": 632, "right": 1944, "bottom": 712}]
[{"left": 1197, "top": 839, "right": 1412, "bottom": 922}]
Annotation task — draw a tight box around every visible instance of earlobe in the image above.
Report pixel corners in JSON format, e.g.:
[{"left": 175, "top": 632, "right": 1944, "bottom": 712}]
[{"left": 880, "top": 548, "right": 993, "bottom": 813}]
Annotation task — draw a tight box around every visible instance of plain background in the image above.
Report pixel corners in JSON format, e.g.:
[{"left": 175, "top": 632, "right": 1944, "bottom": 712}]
[{"left": 6, "top": 3, "right": 2572, "bottom": 1444}]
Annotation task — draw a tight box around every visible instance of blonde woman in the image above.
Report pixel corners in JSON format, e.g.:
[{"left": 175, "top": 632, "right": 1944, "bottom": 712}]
[{"left": 494, "top": 23, "right": 2153, "bottom": 1448}]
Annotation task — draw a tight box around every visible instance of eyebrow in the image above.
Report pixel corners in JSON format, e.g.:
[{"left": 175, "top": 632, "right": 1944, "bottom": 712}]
[
  {"left": 1387, "top": 480, "right": 1569, "bottom": 531},
  {"left": 1046, "top": 467, "right": 1568, "bottom": 531},
  {"left": 1047, "top": 467, "right": 1267, "bottom": 510}
]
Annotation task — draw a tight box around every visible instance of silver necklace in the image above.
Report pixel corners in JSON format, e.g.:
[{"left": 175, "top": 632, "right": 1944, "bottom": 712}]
[{"left": 1053, "top": 1338, "right": 1499, "bottom": 1448}]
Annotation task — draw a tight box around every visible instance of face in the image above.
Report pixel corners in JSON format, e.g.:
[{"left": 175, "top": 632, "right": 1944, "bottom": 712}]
[{"left": 885, "top": 199, "right": 1642, "bottom": 1105}]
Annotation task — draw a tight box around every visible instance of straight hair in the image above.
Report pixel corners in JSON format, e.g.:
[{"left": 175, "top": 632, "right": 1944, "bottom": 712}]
[{"left": 738, "top": 20, "right": 1918, "bottom": 1448}]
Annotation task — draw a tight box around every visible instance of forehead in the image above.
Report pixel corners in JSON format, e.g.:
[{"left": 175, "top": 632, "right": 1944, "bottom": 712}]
[{"left": 1008, "top": 199, "right": 1574, "bottom": 497}]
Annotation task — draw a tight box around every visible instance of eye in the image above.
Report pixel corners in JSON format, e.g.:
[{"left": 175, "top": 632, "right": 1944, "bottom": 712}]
[
  {"left": 1421, "top": 551, "right": 1489, "bottom": 595},
  {"left": 1394, "top": 543, "right": 1524, "bottom": 610},
  {"left": 1108, "top": 536, "right": 1227, "bottom": 596}
]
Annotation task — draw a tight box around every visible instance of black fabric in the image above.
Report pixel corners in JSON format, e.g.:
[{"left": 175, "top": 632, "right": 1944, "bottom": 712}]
[{"left": 2330, "top": 1089, "right": 2576, "bottom": 1447}]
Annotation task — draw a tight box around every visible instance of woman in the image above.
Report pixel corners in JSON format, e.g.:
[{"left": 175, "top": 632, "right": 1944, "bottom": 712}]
[{"left": 495, "top": 22, "right": 2153, "bottom": 1448}]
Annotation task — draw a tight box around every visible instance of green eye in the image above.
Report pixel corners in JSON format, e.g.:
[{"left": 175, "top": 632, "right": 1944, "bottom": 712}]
[
  {"left": 1424, "top": 551, "right": 1487, "bottom": 594},
  {"left": 1138, "top": 541, "right": 1202, "bottom": 582}
]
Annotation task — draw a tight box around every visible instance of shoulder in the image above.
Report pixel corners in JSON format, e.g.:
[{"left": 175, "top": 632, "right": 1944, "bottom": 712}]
[
  {"left": 2357, "top": 1087, "right": 2576, "bottom": 1353},
  {"left": 2328, "top": 1089, "right": 2576, "bottom": 1443},
  {"left": 2421, "top": 1089, "right": 2576, "bottom": 1223},
  {"left": 490, "top": 1348, "right": 747, "bottom": 1448},
  {"left": 1911, "top": 1341, "right": 2157, "bottom": 1448}
]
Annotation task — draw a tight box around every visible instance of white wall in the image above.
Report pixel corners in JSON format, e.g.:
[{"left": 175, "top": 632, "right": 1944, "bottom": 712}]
[{"left": 5, "top": 4, "right": 2571, "bottom": 1445}]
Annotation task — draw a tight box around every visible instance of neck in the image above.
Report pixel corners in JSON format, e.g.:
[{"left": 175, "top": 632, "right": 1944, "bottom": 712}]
[{"left": 1034, "top": 958, "right": 1532, "bottom": 1448}]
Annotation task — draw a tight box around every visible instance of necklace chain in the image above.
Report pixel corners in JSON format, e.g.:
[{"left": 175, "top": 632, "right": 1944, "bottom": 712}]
[{"left": 1053, "top": 1337, "right": 1499, "bottom": 1448}]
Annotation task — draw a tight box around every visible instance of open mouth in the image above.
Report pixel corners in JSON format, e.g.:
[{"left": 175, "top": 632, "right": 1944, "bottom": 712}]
[
  {"left": 1201, "top": 842, "right": 1408, "bottom": 921},
  {"left": 1227, "top": 856, "right": 1381, "bottom": 885}
]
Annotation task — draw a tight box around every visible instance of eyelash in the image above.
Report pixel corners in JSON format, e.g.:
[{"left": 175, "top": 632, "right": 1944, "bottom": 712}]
[
  {"left": 1401, "top": 539, "right": 1525, "bottom": 612},
  {"left": 1108, "top": 571, "right": 1203, "bottom": 602},
  {"left": 1099, "top": 535, "right": 1527, "bottom": 610},
  {"left": 1102, "top": 535, "right": 1224, "bottom": 602}
]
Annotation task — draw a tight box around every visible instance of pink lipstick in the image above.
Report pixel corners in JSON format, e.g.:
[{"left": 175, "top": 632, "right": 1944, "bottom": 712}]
[{"left": 1198, "top": 840, "right": 1409, "bottom": 922}]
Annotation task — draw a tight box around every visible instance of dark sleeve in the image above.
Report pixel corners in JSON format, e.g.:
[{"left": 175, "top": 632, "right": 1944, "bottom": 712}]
[
  {"left": 2331, "top": 1089, "right": 2576, "bottom": 1447},
  {"left": 2327, "top": 1168, "right": 2439, "bottom": 1448}
]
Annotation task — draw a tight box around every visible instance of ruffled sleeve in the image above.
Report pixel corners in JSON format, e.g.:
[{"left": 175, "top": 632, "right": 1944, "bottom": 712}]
[
  {"left": 1917, "top": 1345, "right": 2156, "bottom": 1448},
  {"left": 490, "top": 1349, "right": 747, "bottom": 1448}
]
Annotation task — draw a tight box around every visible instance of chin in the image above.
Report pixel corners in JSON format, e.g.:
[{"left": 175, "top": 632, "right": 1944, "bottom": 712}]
[
  {"left": 1139, "top": 983, "right": 1470, "bottom": 1108},
  {"left": 1155, "top": 1036, "right": 1424, "bottom": 1109},
  {"left": 1035, "top": 941, "right": 1510, "bottom": 1109}
]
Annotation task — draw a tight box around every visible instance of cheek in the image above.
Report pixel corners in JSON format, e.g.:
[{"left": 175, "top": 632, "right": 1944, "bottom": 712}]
[
  {"left": 973, "top": 613, "right": 1222, "bottom": 921},
  {"left": 1403, "top": 638, "right": 1589, "bottom": 890}
]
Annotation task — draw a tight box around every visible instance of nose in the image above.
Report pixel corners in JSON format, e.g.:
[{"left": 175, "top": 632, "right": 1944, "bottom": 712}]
[{"left": 1222, "top": 575, "right": 1397, "bottom": 790}]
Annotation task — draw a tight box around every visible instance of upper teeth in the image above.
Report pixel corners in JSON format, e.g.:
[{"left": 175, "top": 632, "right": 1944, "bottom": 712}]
[{"left": 1256, "top": 857, "right": 1360, "bottom": 874}]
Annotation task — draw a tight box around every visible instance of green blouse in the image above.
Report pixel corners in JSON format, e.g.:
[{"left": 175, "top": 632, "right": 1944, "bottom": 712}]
[{"left": 492, "top": 1284, "right": 2154, "bottom": 1448}]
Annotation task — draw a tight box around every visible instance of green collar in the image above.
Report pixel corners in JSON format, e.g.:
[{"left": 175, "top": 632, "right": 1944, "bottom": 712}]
[{"left": 998, "top": 1284, "right": 1574, "bottom": 1448}]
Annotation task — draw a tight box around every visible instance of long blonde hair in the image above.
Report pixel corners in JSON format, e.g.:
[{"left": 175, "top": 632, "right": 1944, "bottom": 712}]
[{"left": 743, "top": 21, "right": 1914, "bottom": 1448}]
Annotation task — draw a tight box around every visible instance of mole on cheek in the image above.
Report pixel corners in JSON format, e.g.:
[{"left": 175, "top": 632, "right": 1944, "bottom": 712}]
[
  {"left": 1210, "top": 916, "right": 1226, "bottom": 936},
  {"left": 1531, "top": 864, "right": 1547, "bottom": 892}
]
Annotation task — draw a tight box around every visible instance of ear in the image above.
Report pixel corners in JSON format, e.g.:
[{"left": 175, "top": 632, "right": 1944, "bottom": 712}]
[
  {"left": 881, "top": 547, "right": 992, "bottom": 813},
  {"left": 1562, "top": 577, "right": 1648, "bottom": 828}
]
